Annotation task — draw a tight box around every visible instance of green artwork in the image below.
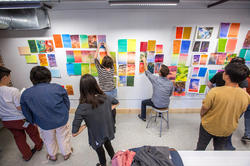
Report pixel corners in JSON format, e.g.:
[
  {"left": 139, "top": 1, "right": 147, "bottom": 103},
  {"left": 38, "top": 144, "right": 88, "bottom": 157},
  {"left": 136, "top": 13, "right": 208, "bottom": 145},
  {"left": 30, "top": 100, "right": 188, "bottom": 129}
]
[
  {"left": 217, "top": 38, "right": 227, "bottom": 53},
  {"left": 67, "top": 55, "right": 75, "bottom": 63},
  {"left": 110, "top": 52, "right": 116, "bottom": 63},
  {"left": 127, "top": 76, "right": 134, "bottom": 86},
  {"left": 239, "top": 49, "right": 247, "bottom": 58},
  {"left": 81, "top": 63, "right": 90, "bottom": 75},
  {"left": 74, "top": 63, "right": 82, "bottom": 75},
  {"left": 118, "top": 39, "right": 127, "bottom": 52},
  {"left": 90, "top": 64, "right": 98, "bottom": 77},
  {"left": 175, "top": 66, "right": 189, "bottom": 82},
  {"left": 199, "top": 85, "right": 206, "bottom": 94},
  {"left": 28, "top": 40, "right": 38, "bottom": 53}
]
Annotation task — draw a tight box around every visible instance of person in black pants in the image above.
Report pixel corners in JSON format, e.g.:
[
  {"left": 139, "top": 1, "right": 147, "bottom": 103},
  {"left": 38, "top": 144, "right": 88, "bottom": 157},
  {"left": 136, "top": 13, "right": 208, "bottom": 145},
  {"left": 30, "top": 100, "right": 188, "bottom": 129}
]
[{"left": 72, "top": 74, "right": 119, "bottom": 166}]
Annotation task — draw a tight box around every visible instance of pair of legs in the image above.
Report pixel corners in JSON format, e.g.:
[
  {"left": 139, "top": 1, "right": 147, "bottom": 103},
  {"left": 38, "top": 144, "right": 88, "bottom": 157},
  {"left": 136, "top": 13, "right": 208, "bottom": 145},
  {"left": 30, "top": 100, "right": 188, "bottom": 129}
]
[
  {"left": 95, "top": 139, "right": 115, "bottom": 166},
  {"left": 243, "top": 105, "right": 250, "bottom": 140},
  {"left": 140, "top": 99, "right": 160, "bottom": 120},
  {"left": 39, "top": 122, "right": 72, "bottom": 160},
  {"left": 105, "top": 88, "right": 117, "bottom": 125},
  {"left": 196, "top": 124, "right": 228, "bottom": 150},
  {"left": 2, "top": 120, "right": 43, "bottom": 161}
]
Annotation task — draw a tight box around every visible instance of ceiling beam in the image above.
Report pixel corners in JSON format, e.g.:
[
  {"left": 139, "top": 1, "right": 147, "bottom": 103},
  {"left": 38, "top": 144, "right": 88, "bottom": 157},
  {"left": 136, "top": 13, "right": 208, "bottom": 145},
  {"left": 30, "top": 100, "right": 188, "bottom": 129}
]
[{"left": 207, "top": 0, "right": 230, "bottom": 8}]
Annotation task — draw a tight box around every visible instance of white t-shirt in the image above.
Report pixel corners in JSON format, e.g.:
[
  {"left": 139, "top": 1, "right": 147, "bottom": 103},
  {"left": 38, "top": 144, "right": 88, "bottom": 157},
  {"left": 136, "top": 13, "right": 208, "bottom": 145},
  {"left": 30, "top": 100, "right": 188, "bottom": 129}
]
[{"left": 0, "top": 86, "right": 25, "bottom": 121}]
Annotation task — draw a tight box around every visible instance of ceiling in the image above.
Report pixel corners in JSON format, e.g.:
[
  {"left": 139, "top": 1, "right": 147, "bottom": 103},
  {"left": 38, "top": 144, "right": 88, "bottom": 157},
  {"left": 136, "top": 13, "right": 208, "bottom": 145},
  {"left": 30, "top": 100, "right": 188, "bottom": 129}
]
[{"left": 44, "top": 0, "right": 250, "bottom": 10}]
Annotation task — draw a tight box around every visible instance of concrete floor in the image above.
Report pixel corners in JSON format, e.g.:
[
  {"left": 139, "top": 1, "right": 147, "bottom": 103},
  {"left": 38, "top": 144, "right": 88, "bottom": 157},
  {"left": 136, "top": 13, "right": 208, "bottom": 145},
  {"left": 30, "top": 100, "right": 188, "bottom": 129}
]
[{"left": 0, "top": 113, "right": 249, "bottom": 166}]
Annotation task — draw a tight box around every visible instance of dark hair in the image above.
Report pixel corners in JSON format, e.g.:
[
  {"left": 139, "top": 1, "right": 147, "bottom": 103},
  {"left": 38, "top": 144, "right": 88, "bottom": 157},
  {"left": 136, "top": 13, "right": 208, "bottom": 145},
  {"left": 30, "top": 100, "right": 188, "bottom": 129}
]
[
  {"left": 230, "top": 57, "right": 245, "bottom": 64},
  {"left": 102, "top": 56, "right": 114, "bottom": 69},
  {"left": 160, "top": 64, "right": 169, "bottom": 77},
  {"left": 0, "top": 66, "right": 11, "bottom": 80},
  {"left": 225, "top": 63, "right": 249, "bottom": 83},
  {"left": 79, "top": 74, "right": 106, "bottom": 108},
  {"left": 30, "top": 66, "right": 51, "bottom": 85}
]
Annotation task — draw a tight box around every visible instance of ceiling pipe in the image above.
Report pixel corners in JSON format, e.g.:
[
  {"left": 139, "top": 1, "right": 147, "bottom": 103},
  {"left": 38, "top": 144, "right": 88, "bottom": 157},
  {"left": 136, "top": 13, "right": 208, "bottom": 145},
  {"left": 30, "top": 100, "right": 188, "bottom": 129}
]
[{"left": 207, "top": 0, "right": 230, "bottom": 8}]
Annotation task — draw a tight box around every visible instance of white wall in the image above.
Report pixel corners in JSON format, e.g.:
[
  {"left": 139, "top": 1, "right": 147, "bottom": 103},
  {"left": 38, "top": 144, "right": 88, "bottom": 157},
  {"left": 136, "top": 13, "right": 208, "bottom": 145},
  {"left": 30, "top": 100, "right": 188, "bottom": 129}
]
[{"left": 0, "top": 9, "right": 249, "bottom": 109}]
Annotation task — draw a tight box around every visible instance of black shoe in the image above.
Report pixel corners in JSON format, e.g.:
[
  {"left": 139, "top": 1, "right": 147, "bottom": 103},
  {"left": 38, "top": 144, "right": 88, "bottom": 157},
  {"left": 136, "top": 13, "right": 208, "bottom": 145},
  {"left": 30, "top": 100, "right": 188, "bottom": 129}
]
[
  {"left": 138, "top": 114, "right": 146, "bottom": 122},
  {"left": 96, "top": 163, "right": 106, "bottom": 166},
  {"left": 24, "top": 148, "right": 37, "bottom": 161},
  {"left": 241, "top": 136, "right": 250, "bottom": 142}
]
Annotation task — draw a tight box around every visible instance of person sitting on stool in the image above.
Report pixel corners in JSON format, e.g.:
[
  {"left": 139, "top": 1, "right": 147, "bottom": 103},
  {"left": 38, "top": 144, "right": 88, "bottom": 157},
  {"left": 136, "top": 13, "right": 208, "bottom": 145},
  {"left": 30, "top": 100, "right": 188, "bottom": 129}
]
[{"left": 138, "top": 57, "right": 173, "bottom": 121}]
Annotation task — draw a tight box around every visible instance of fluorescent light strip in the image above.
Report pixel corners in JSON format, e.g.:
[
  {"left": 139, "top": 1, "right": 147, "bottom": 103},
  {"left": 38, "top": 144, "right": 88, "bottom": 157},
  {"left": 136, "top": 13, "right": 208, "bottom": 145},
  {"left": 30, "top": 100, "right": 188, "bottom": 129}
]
[{"left": 110, "top": 3, "right": 178, "bottom": 6}]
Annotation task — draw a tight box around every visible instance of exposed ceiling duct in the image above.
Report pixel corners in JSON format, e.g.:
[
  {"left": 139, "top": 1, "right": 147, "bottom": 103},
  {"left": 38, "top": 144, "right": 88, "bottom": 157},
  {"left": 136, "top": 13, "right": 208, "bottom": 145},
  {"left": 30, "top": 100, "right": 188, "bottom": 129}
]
[
  {"left": 0, "top": 0, "right": 59, "bottom": 9},
  {"left": 0, "top": 8, "right": 51, "bottom": 30},
  {"left": 108, "top": 0, "right": 180, "bottom": 6}
]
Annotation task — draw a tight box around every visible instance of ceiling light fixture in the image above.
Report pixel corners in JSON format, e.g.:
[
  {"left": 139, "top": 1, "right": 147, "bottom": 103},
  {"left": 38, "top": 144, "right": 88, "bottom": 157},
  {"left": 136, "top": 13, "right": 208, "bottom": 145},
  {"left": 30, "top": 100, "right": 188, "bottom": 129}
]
[{"left": 109, "top": 0, "right": 179, "bottom": 6}]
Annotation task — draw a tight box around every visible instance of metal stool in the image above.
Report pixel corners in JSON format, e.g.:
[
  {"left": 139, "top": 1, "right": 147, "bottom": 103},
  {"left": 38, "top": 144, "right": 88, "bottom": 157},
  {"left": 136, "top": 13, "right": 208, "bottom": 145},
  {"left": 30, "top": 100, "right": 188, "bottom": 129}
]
[{"left": 146, "top": 107, "right": 169, "bottom": 137}]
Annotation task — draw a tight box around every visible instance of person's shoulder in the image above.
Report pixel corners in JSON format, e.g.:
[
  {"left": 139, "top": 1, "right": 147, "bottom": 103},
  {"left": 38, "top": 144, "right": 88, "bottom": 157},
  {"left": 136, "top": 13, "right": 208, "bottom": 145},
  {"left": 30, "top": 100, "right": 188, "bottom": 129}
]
[
  {"left": 0, "top": 86, "right": 19, "bottom": 95},
  {"left": 50, "top": 83, "right": 64, "bottom": 89},
  {"left": 76, "top": 103, "right": 90, "bottom": 114}
]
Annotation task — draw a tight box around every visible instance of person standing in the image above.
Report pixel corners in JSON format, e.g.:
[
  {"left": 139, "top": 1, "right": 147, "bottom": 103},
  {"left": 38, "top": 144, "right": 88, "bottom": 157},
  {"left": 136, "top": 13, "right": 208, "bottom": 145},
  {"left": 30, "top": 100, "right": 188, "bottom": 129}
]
[
  {"left": 242, "top": 76, "right": 250, "bottom": 142},
  {"left": 196, "top": 63, "right": 250, "bottom": 150},
  {"left": 138, "top": 58, "right": 173, "bottom": 121},
  {"left": 72, "top": 74, "right": 119, "bottom": 166},
  {"left": 20, "top": 66, "right": 72, "bottom": 161},
  {"left": 0, "top": 66, "right": 43, "bottom": 161}
]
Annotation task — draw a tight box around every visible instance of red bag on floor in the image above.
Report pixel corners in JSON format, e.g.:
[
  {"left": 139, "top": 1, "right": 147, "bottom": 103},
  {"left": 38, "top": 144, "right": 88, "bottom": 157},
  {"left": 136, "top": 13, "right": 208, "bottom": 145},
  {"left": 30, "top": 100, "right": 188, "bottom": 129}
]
[{"left": 112, "top": 150, "right": 136, "bottom": 166}]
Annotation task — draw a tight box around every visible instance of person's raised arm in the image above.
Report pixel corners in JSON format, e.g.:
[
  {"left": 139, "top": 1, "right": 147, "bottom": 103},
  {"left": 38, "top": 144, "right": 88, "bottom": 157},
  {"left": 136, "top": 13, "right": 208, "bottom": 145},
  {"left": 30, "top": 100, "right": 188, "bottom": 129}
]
[
  {"left": 103, "top": 42, "right": 111, "bottom": 57},
  {"left": 94, "top": 43, "right": 102, "bottom": 59}
]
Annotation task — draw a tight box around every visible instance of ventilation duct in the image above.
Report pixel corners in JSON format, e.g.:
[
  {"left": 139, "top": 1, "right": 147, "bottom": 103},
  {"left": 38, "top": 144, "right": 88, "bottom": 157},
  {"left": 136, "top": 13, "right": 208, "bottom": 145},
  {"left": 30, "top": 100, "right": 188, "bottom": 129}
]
[
  {"left": 109, "top": 0, "right": 180, "bottom": 6},
  {"left": 0, "top": 8, "right": 50, "bottom": 30}
]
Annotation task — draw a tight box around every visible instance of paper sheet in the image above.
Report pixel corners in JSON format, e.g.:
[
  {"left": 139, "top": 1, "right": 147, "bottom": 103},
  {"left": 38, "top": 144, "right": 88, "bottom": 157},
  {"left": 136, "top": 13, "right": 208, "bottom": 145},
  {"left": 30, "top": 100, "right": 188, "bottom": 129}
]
[
  {"left": 173, "top": 40, "right": 181, "bottom": 54},
  {"left": 192, "top": 67, "right": 199, "bottom": 77},
  {"left": 147, "top": 51, "right": 155, "bottom": 63},
  {"left": 140, "top": 42, "right": 148, "bottom": 52},
  {"left": 53, "top": 34, "right": 63, "bottom": 48},
  {"left": 217, "top": 38, "right": 227, "bottom": 53},
  {"left": 91, "top": 63, "right": 98, "bottom": 77},
  {"left": 219, "top": 23, "right": 230, "bottom": 38},
  {"left": 173, "top": 81, "right": 186, "bottom": 96},
  {"left": 147, "top": 40, "right": 156, "bottom": 52},
  {"left": 28, "top": 40, "right": 38, "bottom": 53},
  {"left": 45, "top": 40, "right": 55, "bottom": 53},
  {"left": 118, "top": 64, "right": 127, "bottom": 76},
  {"left": 127, "top": 39, "right": 136, "bottom": 52},
  {"left": 88, "top": 35, "right": 97, "bottom": 48},
  {"left": 156, "top": 44, "right": 163, "bottom": 53},
  {"left": 66, "top": 85, "right": 74, "bottom": 95},
  {"left": 176, "top": 66, "right": 189, "bottom": 82},
  {"left": 199, "top": 85, "right": 206, "bottom": 94},
  {"left": 25, "top": 55, "right": 37, "bottom": 64},
  {"left": 81, "top": 63, "right": 90, "bottom": 75},
  {"left": 38, "top": 54, "right": 48, "bottom": 66},
  {"left": 243, "top": 30, "right": 250, "bottom": 49},
  {"left": 176, "top": 27, "right": 183, "bottom": 39},
  {"left": 127, "top": 76, "right": 134, "bottom": 86},
  {"left": 226, "top": 39, "right": 237, "bottom": 52},
  {"left": 36, "top": 40, "right": 46, "bottom": 53},
  {"left": 127, "top": 52, "right": 136, "bottom": 64},
  {"left": 47, "top": 54, "right": 57, "bottom": 67},
  {"left": 66, "top": 63, "right": 74, "bottom": 75},
  {"left": 50, "top": 68, "right": 61, "bottom": 78},
  {"left": 155, "top": 54, "right": 164, "bottom": 63},
  {"left": 18, "top": 46, "right": 30, "bottom": 55},
  {"left": 188, "top": 78, "right": 200, "bottom": 93},
  {"left": 178, "top": 54, "right": 188, "bottom": 66},
  {"left": 216, "top": 53, "right": 227, "bottom": 65},
  {"left": 193, "top": 55, "right": 200, "bottom": 65},
  {"left": 208, "top": 70, "right": 217, "bottom": 80},
  {"left": 118, "top": 39, "right": 127, "bottom": 52},
  {"left": 127, "top": 64, "right": 135, "bottom": 76},
  {"left": 118, "top": 52, "right": 127, "bottom": 64},
  {"left": 200, "top": 41, "right": 209, "bottom": 52},
  {"left": 228, "top": 23, "right": 240, "bottom": 38},
  {"left": 148, "top": 62, "right": 155, "bottom": 74},
  {"left": 80, "top": 35, "right": 89, "bottom": 48},
  {"left": 180, "top": 40, "right": 191, "bottom": 54},
  {"left": 239, "top": 49, "right": 247, "bottom": 58},
  {"left": 74, "top": 50, "right": 82, "bottom": 63},
  {"left": 66, "top": 50, "right": 75, "bottom": 63},
  {"left": 167, "top": 66, "right": 177, "bottom": 81},
  {"left": 118, "top": 76, "right": 127, "bottom": 87},
  {"left": 183, "top": 27, "right": 192, "bottom": 39},
  {"left": 200, "top": 54, "right": 208, "bottom": 65},
  {"left": 245, "top": 50, "right": 250, "bottom": 61},
  {"left": 208, "top": 53, "right": 217, "bottom": 65},
  {"left": 62, "top": 34, "right": 72, "bottom": 48},
  {"left": 154, "top": 63, "right": 162, "bottom": 74},
  {"left": 198, "top": 67, "right": 207, "bottom": 77},
  {"left": 196, "top": 27, "right": 213, "bottom": 39},
  {"left": 171, "top": 54, "right": 179, "bottom": 66},
  {"left": 70, "top": 35, "right": 80, "bottom": 48},
  {"left": 73, "top": 63, "right": 82, "bottom": 75},
  {"left": 192, "top": 41, "right": 201, "bottom": 52}
]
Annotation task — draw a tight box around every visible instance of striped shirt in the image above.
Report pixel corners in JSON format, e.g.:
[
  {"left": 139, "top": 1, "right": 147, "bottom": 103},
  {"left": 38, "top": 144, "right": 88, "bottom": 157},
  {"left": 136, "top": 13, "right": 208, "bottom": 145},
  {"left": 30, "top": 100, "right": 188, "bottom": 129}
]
[{"left": 95, "top": 59, "right": 115, "bottom": 92}]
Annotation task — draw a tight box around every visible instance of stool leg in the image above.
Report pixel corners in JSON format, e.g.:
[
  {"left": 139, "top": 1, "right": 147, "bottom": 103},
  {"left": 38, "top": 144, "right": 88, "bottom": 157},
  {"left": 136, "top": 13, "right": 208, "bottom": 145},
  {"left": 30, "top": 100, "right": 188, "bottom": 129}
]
[
  {"left": 167, "top": 111, "right": 169, "bottom": 129},
  {"left": 146, "top": 110, "right": 153, "bottom": 128},
  {"left": 160, "top": 113, "right": 163, "bottom": 137},
  {"left": 155, "top": 112, "right": 157, "bottom": 122}
]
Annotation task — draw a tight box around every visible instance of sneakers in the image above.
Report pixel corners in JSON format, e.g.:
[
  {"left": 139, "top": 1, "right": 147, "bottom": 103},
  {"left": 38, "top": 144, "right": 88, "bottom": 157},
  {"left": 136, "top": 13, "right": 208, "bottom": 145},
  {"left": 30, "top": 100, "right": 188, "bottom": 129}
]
[
  {"left": 138, "top": 114, "right": 146, "bottom": 122},
  {"left": 241, "top": 136, "right": 250, "bottom": 142}
]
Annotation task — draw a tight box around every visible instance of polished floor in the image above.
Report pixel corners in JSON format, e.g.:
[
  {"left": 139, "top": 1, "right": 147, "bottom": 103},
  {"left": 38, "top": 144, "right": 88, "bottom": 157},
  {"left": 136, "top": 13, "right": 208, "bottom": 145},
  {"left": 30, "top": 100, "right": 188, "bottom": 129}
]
[{"left": 0, "top": 113, "right": 249, "bottom": 166}]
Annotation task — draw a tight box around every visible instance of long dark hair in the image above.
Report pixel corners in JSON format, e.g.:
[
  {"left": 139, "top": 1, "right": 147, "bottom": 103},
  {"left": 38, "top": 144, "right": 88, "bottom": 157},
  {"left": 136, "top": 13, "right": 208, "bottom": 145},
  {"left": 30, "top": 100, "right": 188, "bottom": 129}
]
[{"left": 79, "top": 74, "right": 106, "bottom": 108}]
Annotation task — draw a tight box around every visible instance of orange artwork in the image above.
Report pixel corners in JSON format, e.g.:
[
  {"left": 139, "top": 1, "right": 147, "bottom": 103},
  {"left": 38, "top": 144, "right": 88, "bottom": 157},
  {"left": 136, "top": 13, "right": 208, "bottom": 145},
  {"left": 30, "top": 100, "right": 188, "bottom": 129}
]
[
  {"left": 176, "top": 27, "right": 183, "bottom": 39},
  {"left": 81, "top": 50, "right": 90, "bottom": 63},
  {"left": 71, "top": 35, "right": 80, "bottom": 48},
  {"left": 66, "top": 85, "right": 74, "bottom": 95},
  {"left": 127, "top": 52, "right": 136, "bottom": 64},
  {"left": 127, "top": 64, "right": 135, "bottom": 76},
  {"left": 38, "top": 54, "right": 48, "bottom": 66},
  {"left": 156, "top": 44, "right": 163, "bottom": 53},
  {"left": 18, "top": 46, "right": 30, "bottom": 55},
  {"left": 226, "top": 38, "right": 237, "bottom": 53},
  {"left": 183, "top": 27, "right": 192, "bottom": 39},
  {"left": 99, "top": 51, "right": 107, "bottom": 64},
  {"left": 199, "top": 54, "right": 208, "bottom": 65},
  {"left": 147, "top": 40, "right": 156, "bottom": 52},
  {"left": 74, "top": 50, "right": 82, "bottom": 63},
  {"left": 228, "top": 23, "right": 240, "bottom": 38},
  {"left": 173, "top": 40, "right": 181, "bottom": 54},
  {"left": 53, "top": 34, "right": 63, "bottom": 48},
  {"left": 139, "top": 62, "right": 144, "bottom": 73}
]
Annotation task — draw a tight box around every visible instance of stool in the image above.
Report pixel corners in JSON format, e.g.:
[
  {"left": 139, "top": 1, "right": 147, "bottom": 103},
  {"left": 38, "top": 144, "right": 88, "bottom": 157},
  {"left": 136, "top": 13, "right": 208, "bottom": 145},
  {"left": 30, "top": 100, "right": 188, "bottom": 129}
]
[{"left": 146, "top": 107, "right": 169, "bottom": 137}]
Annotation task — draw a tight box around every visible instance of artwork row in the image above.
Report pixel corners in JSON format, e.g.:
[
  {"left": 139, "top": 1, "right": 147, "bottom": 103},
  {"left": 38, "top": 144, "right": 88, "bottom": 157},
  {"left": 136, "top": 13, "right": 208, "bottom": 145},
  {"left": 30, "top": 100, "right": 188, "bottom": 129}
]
[
  {"left": 219, "top": 23, "right": 240, "bottom": 38},
  {"left": 53, "top": 34, "right": 106, "bottom": 49},
  {"left": 66, "top": 63, "right": 99, "bottom": 76},
  {"left": 173, "top": 81, "right": 206, "bottom": 96},
  {"left": 25, "top": 54, "right": 57, "bottom": 67}
]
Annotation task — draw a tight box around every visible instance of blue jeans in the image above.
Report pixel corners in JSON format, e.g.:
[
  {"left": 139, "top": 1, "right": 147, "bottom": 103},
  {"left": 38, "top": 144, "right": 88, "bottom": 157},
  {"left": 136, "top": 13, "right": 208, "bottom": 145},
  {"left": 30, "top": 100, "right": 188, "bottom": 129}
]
[
  {"left": 244, "top": 105, "right": 250, "bottom": 138},
  {"left": 104, "top": 88, "right": 117, "bottom": 98}
]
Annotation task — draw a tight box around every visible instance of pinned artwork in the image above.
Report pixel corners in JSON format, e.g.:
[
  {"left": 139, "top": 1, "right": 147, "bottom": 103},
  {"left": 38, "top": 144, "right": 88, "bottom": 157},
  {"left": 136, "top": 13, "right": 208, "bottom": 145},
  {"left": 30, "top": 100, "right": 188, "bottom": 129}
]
[
  {"left": 118, "top": 39, "right": 127, "bottom": 52},
  {"left": 62, "top": 34, "right": 72, "bottom": 48},
  {"left": 140, "top": 52, "right": 147, "bottom": 63},
  {"left": 127, "top": 52, "right": 136, "bottom": 64},
  {"left": 98, "top": 35, "right": 106, "bottom": 48},
  {"left": 188, "top": 78, "right": 200, "bottom": 93},
  {"left": 192, "top": 54, "right": 200, "bottom": 65},
  {"left": 118, "top": 76, "right": 127, "bottom": 87},
  {"left": 192, "top": 67, "right": 199, "bottom": 77},
  {"left": 140, "top": 42, "right": 148, "bottom": 52},
  {"left": 154, "top": 63, "right": 162, "bottom": 74},
  {"left": 173, "top": 81, "right": 186, "bottom": 96},
  {"left": 208, "top": 53, "right": 217, "bottom": 65},
  {"left": 81, "top": 63, "right": 90, "bottom": 75},
  {"left": 208, "top": 70, "right": 217, "bottom": 80},
  {"left": 155, "top": 54, "right": 164, "bottom": 63},
  {"left": 66, "top": 63, "right": 74, "bottom": 75},
  {"left": 147, "top": 51, "right": 155, "bottom": 63},
  {"left": 196, "top": 27, "right": 213, "bottom": 39},
  {"left": 66, "top": 50, "right": 75, "bottom": 63},
  {"left": 50, "top": 68, "right": 61, "bottom": 78},
  {"left": 176, "top": 66, "right": 189, "bottom": 82},
  {"left": 66, "top": 85, "right": 74, "bottom": 95},
  {"left": 198, "top": 67, "right": 207, "bottom": 77},
  {"left": 47, "top": 54, "right": 57, "bottom": 67},
  {"left": 28, "top": 40, "right": 38, "bottom": 53},
  {"left": 80, "top": 35, "right": 89, "bottom": 48},
  {"left": 118, "top": 64, "right": 127, "bottom": 76},
  {"left": 70, "top": 35, "right": 80, "bottom": 48},
  {"left": 199, "top": 85, "right": 206, "bottom": 94},
  {"left": 147, "top": 40, "right": 156, "bottom": 52},
  {"left": 200, "top": 41, "right": 209, "bottom": 52},
  {"left": 224, "top": 53, "right": 237, "bottom": 65},
  {"left": 127, "top": 64, "right": 135, "bottom": 76},
  {"left": 91, "top": 63, "right": 98, "bottom": 77},
  {"left": 167, "top": 66, "right": 177, "bottom": 81},
  {"left": 25, "top": 55, "right": 38, "bottom": 64},
  {"left": 127, "top": 39, "right": 136, "bottom": 52},
  {"left": 183, "top": 27, "right": 192, "bottom": 39},
  {"left": 18, "top": 46, "right": 30, "bottom": 55},
  {"left": 245, "top": 50, "right": 250, "bottom": 62},
  {"left": 36, "top": 40, "right": 46, "bottom": 53},
  {"left": 216, "top": 53, "right": 227, "bottom": 65},
  {"left": 173, "top": 40, "right": 181, "bottom": 54},
  {"left": 239, "top": 49, "right": 247, "bottom": 58},
  {"left": 118, "top": 52, "right": 127, "bottom": 64},
  {"left": 74, "top": 50, "right": 82, "bottom": 63},
  {"left": 219, "top": 23, "right": 230, "bottom": 38},
  {"left": 171, "top": 54, "right": 179, "bottom": 66},
  {"left": 73, "top": 63, "right": 82, "bottom": 75},
  {"left": 53, "top": 34, "right": 63, "bottom": 48},
  {"left": 156, "top": 45, "right": 163, "bottom": 53},
  {"left": 228, "top": 23, "right": 240, "bottom": 38},
  {"left": 148, "top": 62, "right": 155, "bottom": 74},
  {"left": 199, "top": 54, "right": 208, "bottom": 65},
  {"left": 226, "top": 39, "right": 237, "bottom": 52},
  {"left": 180, "top": 40, "right": 191, "bottom": 54},
  {"left": 192, "top": 41, "right": 201, "bottom": 52},
  {"left": 178, "top": 54, "right": 188, "bottom": 66},
  {"left": 127, "top": 76, "right": 134, "bottom": 86},
  {"left": 88, "top": 35, "right": 97, "bottom": 48},
  {"left": 176, "top": 27, "right": 183, "bottom": 39},
  {"left": 139, "top": 62, "right": 144, "bottom": 73},
  {"left": 243, "top": 30, "right": 250, "bottom": 49},
  {"left": 38, "top": 54, "right": 48, "bottom": 66},
  {"left": 45, "top": 40, "right": 55, "bottom": 53}
]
